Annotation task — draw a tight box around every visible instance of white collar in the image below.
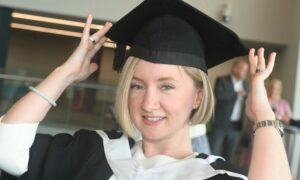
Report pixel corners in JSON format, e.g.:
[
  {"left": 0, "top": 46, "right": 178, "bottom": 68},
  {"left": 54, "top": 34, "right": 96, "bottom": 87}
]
[
  {"left": 97, "top": 130, "right": 224, "bottom": 180},
  {"left": 231, "top": 75, "right": 243, "bottom": 84},
  {"left": 131, "top": 140, "right": 199, "bottom": 169}
]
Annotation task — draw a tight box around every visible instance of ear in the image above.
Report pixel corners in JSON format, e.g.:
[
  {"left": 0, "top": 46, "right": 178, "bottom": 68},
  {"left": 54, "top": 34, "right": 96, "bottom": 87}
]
[{"left": 193, "top": 88, "right": 203, "bottom": 109}]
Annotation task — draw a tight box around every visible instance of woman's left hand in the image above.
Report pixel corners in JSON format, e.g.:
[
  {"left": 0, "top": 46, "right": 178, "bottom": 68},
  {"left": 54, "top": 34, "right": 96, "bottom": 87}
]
[{"left": 246, "top": 48, "right": 276, "bottom": 122}]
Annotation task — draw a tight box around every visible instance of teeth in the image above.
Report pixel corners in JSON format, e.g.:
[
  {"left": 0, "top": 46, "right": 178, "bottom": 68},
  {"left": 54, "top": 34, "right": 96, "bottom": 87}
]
[{"left": 146, "top": 117, "right": 163, "bottom": 122}]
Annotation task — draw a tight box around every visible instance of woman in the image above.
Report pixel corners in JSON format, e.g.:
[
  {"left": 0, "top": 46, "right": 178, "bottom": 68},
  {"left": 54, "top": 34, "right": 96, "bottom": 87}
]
[
  {"left": 267, "top": 78, "right": 292, "bottom": 125},
  {"left": 0, "top": 0, "right": 292, "bottom": 179},
  {"left": 267, "top": 78, "right": 300, "bottom": 128}
]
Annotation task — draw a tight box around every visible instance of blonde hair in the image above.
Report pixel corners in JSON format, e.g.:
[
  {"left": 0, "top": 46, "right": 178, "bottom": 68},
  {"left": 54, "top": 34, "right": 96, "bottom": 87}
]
[
  {"left": 182, "top": 66, "right": 215, "bottom": 124},
  {"left": 115, "top": 57, "right": 214, "bottom": 138}
]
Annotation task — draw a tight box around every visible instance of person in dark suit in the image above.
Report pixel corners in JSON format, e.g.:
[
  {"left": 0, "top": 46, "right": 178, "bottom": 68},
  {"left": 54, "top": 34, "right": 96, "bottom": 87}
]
[{"left": 210, "top": 60, "right": 249, "bottom": 162}]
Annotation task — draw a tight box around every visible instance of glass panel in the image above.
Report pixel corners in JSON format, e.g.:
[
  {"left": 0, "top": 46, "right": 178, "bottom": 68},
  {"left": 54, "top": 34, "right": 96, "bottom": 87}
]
[{"left": 0, "top": 73, "right": 118, "bottom": 135}]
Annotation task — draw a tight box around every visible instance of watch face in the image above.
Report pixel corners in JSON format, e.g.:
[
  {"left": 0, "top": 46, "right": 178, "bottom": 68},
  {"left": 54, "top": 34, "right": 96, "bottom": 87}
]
[
  {"left": 277, "top": 120, "right": 285, "bottom": 137},
  {"left": 279, "top": 127, "right": 284, "bottom": 137}
]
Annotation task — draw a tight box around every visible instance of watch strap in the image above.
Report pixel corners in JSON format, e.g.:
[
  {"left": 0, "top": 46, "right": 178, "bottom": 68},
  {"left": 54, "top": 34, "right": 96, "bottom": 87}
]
[{"left": 253, "top": 120, "right": 284, "bottom": 137}]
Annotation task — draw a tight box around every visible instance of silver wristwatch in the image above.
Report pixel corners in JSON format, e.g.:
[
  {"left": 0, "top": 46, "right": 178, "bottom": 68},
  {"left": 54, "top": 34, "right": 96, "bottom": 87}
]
[{"left": 253, "top": 120, "right": 284, "bottom": 137}]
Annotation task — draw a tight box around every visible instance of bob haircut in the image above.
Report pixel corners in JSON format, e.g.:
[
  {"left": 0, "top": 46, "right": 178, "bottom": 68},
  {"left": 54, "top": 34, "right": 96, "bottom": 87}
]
[{"left": 115, "top": 56, "right": 215, "bottom": 138}]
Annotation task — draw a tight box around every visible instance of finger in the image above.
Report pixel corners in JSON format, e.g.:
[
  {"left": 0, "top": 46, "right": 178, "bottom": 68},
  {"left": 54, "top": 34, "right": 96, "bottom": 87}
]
[
  {"left": 248, "top": 48, "right": 258, "bottom": 75},
  {"left": 264, "top": 52, "right": 276, "bottom": 77},
  {"left": 89, "top": 63, "right": 99, "bottom": 74},
  {"left": 82, "top": 14, "right": 93, "bottom": 40},
  {"left": 87, "top": 37, "right": 107, "bottom": 58},
  {"left": 89, "top": 22, "right": 112, "bottom": 43},
  {"left": 93, "top": 37, "right": 107, "bottom": 51},
  {"left": 257, "top": 47, "right": 266, "bottom": 70}
]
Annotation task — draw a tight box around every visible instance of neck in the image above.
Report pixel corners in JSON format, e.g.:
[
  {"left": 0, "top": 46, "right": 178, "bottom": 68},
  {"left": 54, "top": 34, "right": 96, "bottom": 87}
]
[
  {"left": 231, "top": 74, "right": 240, "bottom": 81},
  {"left": 142, "top": 125, "right": 193, "bottom": 159}
]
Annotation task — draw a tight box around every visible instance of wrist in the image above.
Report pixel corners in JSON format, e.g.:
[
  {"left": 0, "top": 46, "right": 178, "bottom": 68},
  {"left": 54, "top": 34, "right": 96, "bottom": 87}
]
[
  {"left": 254, "top": 110, "right": 276, "bottom": 122},
  {"left": 34, "top": 66, "right": 75, "bottom": 102},
  {"left": 54, "top": 65, "right": 77, "bottom": 86},
  {"left": 253, "top": 119, "right": 284, "bottom": 137}
]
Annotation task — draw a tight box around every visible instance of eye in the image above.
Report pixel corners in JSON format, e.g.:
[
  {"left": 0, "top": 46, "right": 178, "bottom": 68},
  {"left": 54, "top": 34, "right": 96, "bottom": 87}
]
[
  {"left": 161, "top": 84, "right": 175, "bottom": 91},
  {"left": 130, "top": 83, "right": 144, "bottom": 90}
]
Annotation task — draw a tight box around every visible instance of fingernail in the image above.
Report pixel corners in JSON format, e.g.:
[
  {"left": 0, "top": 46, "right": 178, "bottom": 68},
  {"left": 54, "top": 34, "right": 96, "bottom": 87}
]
[{"left": 105, "top": 22, "right": 112, "bottom": 27}]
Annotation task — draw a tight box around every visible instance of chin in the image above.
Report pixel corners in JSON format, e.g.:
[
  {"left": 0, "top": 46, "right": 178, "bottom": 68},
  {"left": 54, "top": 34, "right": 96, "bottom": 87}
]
[
  {"left": 138, "top": 128, "right": 164, "bottom": 141},
  {"left": 141, "top": 129, "right": 178, "bottom": 143},
  {"left": 141, "top": 130, "right": 162, "bottom": 140}
]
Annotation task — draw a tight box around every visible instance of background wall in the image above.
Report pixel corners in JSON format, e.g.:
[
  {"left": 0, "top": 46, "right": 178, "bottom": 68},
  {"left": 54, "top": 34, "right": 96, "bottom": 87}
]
[
  {"left": 6, "top": 30, "right": 76, "bottom": 76},
  {"left": 99, "top": 48, "right": 119, "bottom": 84},
  {"left": 0, "top": 0, "right": 293, "bottom": 44},
  {"left": 274, "top": 0, "right": 300, "bottom": 118},
  {"left": 6, "top": 29, "right": 119, "bottom": 84}
]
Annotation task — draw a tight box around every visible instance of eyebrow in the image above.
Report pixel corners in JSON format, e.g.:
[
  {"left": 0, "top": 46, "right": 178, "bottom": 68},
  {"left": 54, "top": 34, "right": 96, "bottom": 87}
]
[{"left": 132, "top": 76, "right": 178, "bottom": 82}]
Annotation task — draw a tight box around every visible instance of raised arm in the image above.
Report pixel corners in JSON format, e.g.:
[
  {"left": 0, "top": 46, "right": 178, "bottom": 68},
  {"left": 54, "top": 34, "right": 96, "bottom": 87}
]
[
  {"left": 1, "top": 15, "right": 112, "bottom": 124},
  {"left": 247, "top": 48, "right": 292, "bottom": 180}
]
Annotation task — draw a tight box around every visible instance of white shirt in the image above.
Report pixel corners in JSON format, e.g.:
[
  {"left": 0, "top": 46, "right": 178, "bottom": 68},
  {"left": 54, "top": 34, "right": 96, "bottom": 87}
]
[
  {"left": 189, "top": 124, "right": 207, "bottom": 138},
  {"left": 109, "top": 140, "right": 197, "bottom": 180},
  {"left": 0, "top": 116, "right": 38, "bottom": 176},
  {"left": 230, "top": 76, "right": 245, "bottom": 122}
]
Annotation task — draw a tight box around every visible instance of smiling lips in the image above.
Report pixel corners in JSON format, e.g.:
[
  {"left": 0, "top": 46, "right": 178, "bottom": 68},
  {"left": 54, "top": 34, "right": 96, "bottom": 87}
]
[{"left": 143, "top": 116, "right": 165, "bottom": 126}]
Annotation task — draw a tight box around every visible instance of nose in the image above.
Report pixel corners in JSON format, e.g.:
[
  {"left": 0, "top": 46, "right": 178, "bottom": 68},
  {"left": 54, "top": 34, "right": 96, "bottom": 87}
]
[{"left": 141, "top": 87, "right": 160, "bottom": 113}]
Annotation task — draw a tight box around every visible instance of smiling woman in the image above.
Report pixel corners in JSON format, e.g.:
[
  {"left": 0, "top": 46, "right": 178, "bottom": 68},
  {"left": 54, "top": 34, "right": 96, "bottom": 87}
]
[
  {"left": 129, "top": 60, "right": 201, "bottom": 147},
  {"left": 115, "top": 57, "right": 214, "bottom": 142},
  {"left": 0, "top": 0, "right": 292, "bottom": 180},
  {"left": 128, "top": 60, "right": 208, "bottom": 158}
]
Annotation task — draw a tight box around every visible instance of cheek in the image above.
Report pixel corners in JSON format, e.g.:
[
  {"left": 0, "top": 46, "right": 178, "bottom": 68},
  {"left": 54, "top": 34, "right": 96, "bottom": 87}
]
[
  {"left": 163, "top": 92, "right": 195, "bottom": 118},
  {"left": 128, "top": 93, "right": 143, "bottom": 117}
]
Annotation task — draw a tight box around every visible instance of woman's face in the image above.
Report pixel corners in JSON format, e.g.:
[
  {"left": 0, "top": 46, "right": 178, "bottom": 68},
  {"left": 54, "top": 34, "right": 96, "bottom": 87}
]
[
  {"left": 270, "top": 81, "right": 282, "bottom": 97},
  {"left": 128, "top": 60, "right": 202, "bottom": 142}
]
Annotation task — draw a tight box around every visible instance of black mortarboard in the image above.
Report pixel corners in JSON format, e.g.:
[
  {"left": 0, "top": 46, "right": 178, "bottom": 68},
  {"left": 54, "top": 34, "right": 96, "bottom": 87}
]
[{"left": 106, "top": 0, "right": 248, "bottom": 74}]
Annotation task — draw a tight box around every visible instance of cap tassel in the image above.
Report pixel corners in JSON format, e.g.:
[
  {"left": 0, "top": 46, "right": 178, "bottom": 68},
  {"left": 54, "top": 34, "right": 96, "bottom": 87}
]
[{"left": 113, "top": 43, "right": 127, "bottom": 71}]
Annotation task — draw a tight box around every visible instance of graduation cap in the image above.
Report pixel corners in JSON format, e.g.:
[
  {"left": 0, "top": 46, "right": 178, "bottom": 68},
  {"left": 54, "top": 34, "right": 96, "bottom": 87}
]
[{"left": 106, "top": 0, "right": 248, "bottom": 74}]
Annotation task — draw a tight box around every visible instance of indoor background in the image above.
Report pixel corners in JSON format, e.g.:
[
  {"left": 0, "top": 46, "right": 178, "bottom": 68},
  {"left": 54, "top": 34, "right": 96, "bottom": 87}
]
[{"left": 0, "top": 0, "right": 299, "bottom": 179}]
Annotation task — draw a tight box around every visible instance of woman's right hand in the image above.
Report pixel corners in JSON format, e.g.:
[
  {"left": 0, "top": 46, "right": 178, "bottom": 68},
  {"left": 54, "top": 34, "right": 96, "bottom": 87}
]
[{"left": 60, "top": 14, "right": 112, "bottom": 83}]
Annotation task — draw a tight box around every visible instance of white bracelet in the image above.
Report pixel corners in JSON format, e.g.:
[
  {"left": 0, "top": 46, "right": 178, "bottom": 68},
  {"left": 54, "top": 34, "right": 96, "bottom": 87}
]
[{"left": 28, "top": 86, "right": 57, "bottom": 107}]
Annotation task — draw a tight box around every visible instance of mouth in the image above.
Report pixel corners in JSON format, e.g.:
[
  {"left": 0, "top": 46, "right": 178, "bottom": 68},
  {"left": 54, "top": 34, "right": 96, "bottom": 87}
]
[{"left": 142, "top": 115, "right": 165, "bottom": 126}]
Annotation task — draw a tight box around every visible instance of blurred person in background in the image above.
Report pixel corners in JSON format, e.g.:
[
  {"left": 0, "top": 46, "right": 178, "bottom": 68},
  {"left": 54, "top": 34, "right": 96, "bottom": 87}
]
[
  {"left": 210, "top": 60, "right": 249, "bottom": 162},
  {"left": 267, "top": 78, "right": 300, "bottom": 128}
]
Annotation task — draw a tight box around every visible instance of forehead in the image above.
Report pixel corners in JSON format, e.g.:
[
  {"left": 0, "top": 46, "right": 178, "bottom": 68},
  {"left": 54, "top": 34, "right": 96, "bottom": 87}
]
[
  {"left": 272, "top": 81, "right": 282, "bottom": 87},
  {"left": 236, "top": 61, "right": 249, "bottom": 68},
  {"left": 133, "top": 59, "right": 188, "bottom": 81}
]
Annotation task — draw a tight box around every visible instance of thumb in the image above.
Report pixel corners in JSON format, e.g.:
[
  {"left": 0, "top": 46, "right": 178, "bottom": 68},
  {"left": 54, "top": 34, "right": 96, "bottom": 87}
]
[{"left": 89, "top": 63, "right": 99, "bottom": 74}]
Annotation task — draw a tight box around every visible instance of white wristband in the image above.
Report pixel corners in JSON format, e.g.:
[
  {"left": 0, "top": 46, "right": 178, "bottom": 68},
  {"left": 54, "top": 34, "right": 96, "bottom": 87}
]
[{"left": 28, "top": 86, "right": 57, "bottom": 107}]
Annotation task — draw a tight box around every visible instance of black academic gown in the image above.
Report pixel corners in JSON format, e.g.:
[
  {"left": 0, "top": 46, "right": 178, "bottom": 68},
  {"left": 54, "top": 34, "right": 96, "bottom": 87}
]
[{"left": 0, "top": 130, "right": 247, "bottom": 180}]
